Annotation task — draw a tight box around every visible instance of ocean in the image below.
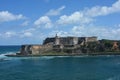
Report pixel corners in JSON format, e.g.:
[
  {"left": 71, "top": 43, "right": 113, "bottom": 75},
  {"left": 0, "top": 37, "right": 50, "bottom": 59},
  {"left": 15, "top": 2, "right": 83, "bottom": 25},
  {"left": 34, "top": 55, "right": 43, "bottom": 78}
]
[{"left": 0, "top": 46, "right": 120, "bottom": 80}]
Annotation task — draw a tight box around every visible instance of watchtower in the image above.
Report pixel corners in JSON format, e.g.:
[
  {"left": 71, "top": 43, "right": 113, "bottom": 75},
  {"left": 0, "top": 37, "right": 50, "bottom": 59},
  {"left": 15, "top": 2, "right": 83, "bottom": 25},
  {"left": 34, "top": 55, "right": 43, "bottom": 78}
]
[{"left": 55, "top": 34, "right": 60, "bottom": 45}]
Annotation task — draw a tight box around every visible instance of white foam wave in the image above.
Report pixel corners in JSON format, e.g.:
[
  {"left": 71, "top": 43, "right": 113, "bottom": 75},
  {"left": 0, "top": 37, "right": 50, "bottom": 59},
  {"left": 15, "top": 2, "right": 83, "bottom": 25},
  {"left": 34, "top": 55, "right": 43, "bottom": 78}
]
[
  {"left": 39, "top": 55, "right": 88, "bottom": 59},
  {"left": 40, "top": 56, "right": 56, "bottom": 60},
  {"left": 30, "top": 56, "right": 69, "bottom": 60},
  {"left": 0, "top": 55, "right": 8, "bottom": 61},
  {"left": 0, "top": 52, "right": 16, "bottom": 61},
  {"left": 38, "top": 55, "right": 84, "bottom": 60},
  {"left": 2, "top": 53, "right": 117, "bottom": 61},
  {"left": 40, "top": 56, "right": 75, "bottom": 59},
  {"left": 0, "top": 54, "right": 6, "bottom": 58}
]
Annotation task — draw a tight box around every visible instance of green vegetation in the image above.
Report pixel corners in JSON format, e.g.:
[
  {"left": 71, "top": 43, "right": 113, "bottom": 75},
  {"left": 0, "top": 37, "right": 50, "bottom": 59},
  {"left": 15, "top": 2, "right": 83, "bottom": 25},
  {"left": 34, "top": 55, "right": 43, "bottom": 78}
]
[{"left": 43, "top": 39, "right": 120, "bottom": 55}]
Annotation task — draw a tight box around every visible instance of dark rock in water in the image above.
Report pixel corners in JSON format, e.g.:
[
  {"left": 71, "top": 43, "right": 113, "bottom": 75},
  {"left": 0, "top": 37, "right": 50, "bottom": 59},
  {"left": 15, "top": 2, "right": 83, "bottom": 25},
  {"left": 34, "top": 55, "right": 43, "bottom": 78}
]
[{"left": 5, "top": 53, "right": 18, "bottom": 57}]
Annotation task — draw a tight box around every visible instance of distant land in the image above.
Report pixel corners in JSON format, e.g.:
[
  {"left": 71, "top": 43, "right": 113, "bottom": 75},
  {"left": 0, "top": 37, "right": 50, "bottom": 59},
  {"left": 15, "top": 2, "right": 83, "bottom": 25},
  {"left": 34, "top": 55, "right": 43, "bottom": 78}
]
[{"left": 6, "top": 34, "right": 120, "bottom": 57}]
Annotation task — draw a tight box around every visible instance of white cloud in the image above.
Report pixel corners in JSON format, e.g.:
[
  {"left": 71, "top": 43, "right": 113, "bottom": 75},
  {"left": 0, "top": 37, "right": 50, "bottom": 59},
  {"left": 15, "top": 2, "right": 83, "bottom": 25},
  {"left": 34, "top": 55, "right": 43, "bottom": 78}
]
[
  {"left": 49, "top": 30, "right": 69, "bottom": 37},
  {"left": 56, "top": 0, "right": 120, "bottom": 39},
  {"left": 118, "top": 24, "right": 120, "bottom": 27},
  {"left": 34, "top": 16, "right": 53, "bottom": 28},
  {"left": 57, "top": 11, "right": 93, "bottom": 25},
  {"left": 46, "top": 6, "right": 65, "bottom": 16},
  {"left": 21, "top": 21, "right": 29, "bottom": 26},
  {"left": 1, "top": 0, "right": 120, "bottom": 41},
  {"left": 4, "top": 31, "right": 16, "bottom": 38},
  {"left": 71, "top": 24, "right": 120, "bottom": 40},
  {"left": 21, "top": 32, "right": 33, "bottom": 38},
  {"left": 0, "top": 29, "right": 34, "bottom": 38},
  {"left": 72, "top": 25, "right": 85, "bottom": 36},
  {"left": 0, "top": 11, "right": 25, "bottom": 22},
  {"left": 85, "top": 0, "right": 120, "bottom": 17},
  {"left": 57, "top": 0, "right": 120, "bottom": 25},
  {"left": 23, "top": 28, "right": 36, "bottom": 32}
]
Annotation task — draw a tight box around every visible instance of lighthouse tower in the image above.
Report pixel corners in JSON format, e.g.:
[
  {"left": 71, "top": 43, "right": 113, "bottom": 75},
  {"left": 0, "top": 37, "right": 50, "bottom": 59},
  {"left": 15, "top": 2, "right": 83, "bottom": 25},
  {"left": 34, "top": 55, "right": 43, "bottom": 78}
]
[{"left": 55, "top": 34, "right": 60, "bottom": 45}]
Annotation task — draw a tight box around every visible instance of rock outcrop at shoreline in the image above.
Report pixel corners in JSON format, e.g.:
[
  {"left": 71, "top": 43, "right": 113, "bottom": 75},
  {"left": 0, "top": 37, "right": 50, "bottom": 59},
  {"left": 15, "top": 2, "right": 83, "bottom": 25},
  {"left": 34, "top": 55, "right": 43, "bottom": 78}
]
[{"left": 6, "top": 35, "right": 120, "bottom": 57}]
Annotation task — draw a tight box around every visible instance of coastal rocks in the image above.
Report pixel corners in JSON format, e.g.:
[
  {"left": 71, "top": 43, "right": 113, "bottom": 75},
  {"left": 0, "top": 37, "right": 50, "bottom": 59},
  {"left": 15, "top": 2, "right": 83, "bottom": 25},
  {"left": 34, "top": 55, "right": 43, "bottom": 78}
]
[{"left": 18, "top": 44, "right": 53, "bottom": 55}]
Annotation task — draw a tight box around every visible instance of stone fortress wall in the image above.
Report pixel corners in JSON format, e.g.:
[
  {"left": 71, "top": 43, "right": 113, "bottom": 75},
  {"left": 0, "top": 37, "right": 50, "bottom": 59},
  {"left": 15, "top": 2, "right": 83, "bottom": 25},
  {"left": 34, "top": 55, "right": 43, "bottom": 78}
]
[{"left": 19, "top": 34, "right": 98, "bottom": 55}]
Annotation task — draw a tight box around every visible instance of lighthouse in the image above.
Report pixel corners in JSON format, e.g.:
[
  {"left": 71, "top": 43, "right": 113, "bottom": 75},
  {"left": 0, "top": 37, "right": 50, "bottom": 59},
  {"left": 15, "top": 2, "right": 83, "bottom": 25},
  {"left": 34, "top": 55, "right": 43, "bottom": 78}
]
[{"left": 55, "top": 34, "right": 60, "bottom": 45}]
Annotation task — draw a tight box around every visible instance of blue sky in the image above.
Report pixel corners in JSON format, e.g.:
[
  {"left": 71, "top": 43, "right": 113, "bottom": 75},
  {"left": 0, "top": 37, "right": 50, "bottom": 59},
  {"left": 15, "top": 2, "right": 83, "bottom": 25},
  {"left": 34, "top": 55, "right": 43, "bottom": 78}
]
[{"left": 0, "top": 0, "right": 120, "bottom": 45}]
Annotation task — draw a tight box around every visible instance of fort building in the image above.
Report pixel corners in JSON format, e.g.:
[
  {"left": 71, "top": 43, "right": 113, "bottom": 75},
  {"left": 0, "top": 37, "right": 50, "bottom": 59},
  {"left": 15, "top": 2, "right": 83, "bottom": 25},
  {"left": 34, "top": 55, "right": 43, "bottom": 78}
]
[{"left": 18, "top": 35, "right": 98, "bottom": 55}]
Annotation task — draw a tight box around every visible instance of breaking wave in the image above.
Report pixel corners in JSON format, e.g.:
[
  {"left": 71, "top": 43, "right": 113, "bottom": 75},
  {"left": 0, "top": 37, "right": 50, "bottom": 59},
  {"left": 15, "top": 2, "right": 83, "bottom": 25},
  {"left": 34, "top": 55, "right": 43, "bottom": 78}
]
[
  {"left": 1, "top": 52, "right": 120, "bottom": 61},
  {"left": 0, "top": 54, "right": 6, "bottom": 59},
  {"left": 0, "top": 52, "right": 16, "bottom": 61}
]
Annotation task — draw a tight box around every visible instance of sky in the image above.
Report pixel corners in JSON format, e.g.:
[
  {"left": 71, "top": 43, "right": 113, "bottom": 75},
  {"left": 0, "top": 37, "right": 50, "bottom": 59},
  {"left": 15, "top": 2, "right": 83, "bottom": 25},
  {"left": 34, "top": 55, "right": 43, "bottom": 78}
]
[{"left": 0, "top": 0, "right": 120, "bottom": 45}]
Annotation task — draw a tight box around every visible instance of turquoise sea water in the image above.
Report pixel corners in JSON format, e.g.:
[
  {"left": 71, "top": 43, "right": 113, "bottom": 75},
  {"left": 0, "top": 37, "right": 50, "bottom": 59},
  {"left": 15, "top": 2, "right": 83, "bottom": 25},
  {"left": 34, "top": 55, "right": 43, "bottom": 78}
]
[{"left": 0, "top": 46, "right": 120, "bottom": 80}]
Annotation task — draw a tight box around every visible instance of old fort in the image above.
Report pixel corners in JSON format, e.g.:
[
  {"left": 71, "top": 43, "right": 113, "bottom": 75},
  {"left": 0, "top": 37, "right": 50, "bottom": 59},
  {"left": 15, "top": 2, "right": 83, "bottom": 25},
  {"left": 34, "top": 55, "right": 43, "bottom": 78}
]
[{"left": 16, "top": 34, "right": 120, "bottom": 56}]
